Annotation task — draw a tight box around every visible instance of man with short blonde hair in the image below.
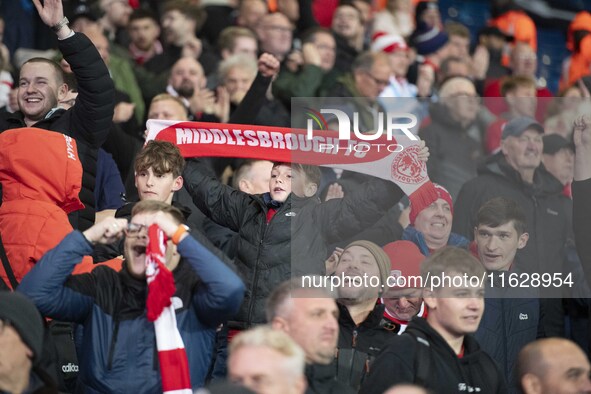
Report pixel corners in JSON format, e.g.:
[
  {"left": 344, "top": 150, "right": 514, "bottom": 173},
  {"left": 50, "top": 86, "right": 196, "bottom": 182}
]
[{"left": 228, "top": 326, "right": 307, "bottom": 394}]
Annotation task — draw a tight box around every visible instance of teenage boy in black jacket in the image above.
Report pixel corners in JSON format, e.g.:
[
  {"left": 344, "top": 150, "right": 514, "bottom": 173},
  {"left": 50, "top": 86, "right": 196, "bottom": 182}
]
[{"left": 360, "top": 247, "right": 506, "bottom": 394}]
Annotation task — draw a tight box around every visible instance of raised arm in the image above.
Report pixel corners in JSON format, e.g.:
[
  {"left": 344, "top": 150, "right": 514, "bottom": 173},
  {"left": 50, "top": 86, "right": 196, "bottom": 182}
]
[
  {"left": 149, "top": 212, "right": 245, "bottom": 327},
  {"left": 19, "top": 217, "right": 127, "bottom": 322},
  {"left": 572, "top": 115, "right": 591, "bottom": 288},
  {"left": 229, "top": 53, "right": 280, "bottom": 125},
  {"left": 183, "top": 159, "right": 255, "bottom": 231},
  {"left": 33, "top": 0, "right": 115, "bottom": 147}
]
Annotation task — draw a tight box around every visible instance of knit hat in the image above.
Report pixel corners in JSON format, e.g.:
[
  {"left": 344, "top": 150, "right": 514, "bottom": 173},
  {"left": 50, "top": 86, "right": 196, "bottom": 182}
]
[
  {"left": 383, "top": 241, "right": 425, "bottom": 288},
  {"left": 340, "top": 240, "right": 391, "bottom": 286},
  {"left": 414, "top": 0, "right": 439, "bottom": 26},
  {"left": 0, "top": 291, "right": 44, "bottom": 363},
  {"left": 411, "top": 22, "right": 448, "bottom": 56},
  {"left": 501, "top": 116, "right": 544, "bottom": 140},
  {"left": 371, "top": 32, "right": 408, "bottom": 53},
  {"left": 409, "top": 183, "right": 453, "bottom": 225}
]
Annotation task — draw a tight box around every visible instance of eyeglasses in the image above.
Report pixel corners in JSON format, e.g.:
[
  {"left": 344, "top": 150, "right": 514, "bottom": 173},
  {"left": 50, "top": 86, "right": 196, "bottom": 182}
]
[
  {"left": 125, "top": 223, "right": 148, "bottom": 237},
  {"left": 364, "top": 71, "right": 390, "bottom": 87}
]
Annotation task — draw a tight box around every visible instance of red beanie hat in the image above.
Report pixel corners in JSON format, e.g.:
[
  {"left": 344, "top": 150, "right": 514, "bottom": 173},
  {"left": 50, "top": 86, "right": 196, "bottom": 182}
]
[
  {"left": 383, "top": 241, "right": 425, "bottom": 288},
  {"left": 409, "top": 183, "right": 453, "bottom": 226}
]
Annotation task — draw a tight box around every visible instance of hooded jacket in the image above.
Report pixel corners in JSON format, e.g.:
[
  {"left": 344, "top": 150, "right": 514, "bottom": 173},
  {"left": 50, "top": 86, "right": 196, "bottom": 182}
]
[
  {"left": 0, "top": 128, "right": 84, "bottom": 288},
  {"left": 359, "top": 317, "right": 507, "bottom": 394},
  {"left": 184, "top": 160, "right": 403, "bottom": 328},
  {"left": 0, "top": 32, "right": 115, "bottom": 232},
  {"left": 18, "top": 231, "right": 245, "bottom": 393}
]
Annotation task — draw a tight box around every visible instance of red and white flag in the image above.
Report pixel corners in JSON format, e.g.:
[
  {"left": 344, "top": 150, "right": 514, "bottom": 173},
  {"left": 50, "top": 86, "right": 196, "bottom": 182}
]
[
  {"left": 146, "top": 224, "right": 192, "bottom": 394},
  {"left": 146, "top": 120, "right": 438, "bottom": 212}
]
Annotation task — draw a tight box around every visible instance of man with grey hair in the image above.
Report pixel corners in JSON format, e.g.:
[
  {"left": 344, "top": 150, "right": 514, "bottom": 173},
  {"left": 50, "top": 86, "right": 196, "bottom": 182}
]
[
  {"left": 218, "top": 55, "right": 258, "bottom": 107},
  {"left": 266, "top": 278, "right": 354, "bottom": 394},
  {"left": 420, "top": 76, "right": 486, "bottom": 199},
  {"left": 228, "top": 325, "right": 307, "bottom": 394},
  {"left": 218, "top": 54, "right": 290, "bottom": 127}
]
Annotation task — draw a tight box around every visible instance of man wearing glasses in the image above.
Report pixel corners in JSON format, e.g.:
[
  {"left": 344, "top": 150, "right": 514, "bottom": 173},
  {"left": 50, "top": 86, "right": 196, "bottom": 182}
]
[
  {"left": 19, "top": 199, "right": 245, "bottom": 393},
  {"left": 325, "top": 51, "right": 392, "bottom": 134}
]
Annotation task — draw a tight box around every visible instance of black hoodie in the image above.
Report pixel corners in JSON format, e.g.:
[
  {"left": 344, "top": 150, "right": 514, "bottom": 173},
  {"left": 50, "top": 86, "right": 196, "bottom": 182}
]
[{"left": 359, "top": 317, "right": 507, "bottom": 394}]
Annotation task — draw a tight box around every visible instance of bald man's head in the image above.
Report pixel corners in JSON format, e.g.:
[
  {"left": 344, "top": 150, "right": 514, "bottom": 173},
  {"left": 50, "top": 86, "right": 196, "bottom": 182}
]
[{"left": 518, "top": 338, "right": 591, "bottom": 394}]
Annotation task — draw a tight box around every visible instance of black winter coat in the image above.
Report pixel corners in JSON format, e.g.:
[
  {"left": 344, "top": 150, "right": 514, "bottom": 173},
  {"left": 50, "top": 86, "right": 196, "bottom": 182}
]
[
  {"left": 0, "top": 33, "right": 114, "bottom": 231},
  {"left": 305, "top": 363, "right": 355, "bottom": 394},
  {"left": 335, "top": 302, "right": 395, "bottom": 391},
  {"left": 360, "top": 317, "right": 507, "bottom": 394}
]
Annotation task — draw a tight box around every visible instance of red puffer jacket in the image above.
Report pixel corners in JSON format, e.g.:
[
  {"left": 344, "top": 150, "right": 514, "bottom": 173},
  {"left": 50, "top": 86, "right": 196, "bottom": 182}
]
[{"left": 0, "top": 127, "right": 85, "bottom": 288}]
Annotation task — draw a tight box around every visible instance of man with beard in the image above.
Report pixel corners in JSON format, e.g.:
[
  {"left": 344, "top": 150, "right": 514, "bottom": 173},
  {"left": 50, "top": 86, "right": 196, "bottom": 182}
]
[
  {"left": 166, "top": 56, "right": 227, "bottom": 122},
  {"left": 266, "top": 278, "right": 355, "bottom": 394},
  {"left": 19, "top": 200, "right": 245, "bottom": 392},
  {"left": 127, "top": 9, "right": 163, "bottom": 66},
  {"left": 332, "top": 240, "right": 392, "bottom": 391}
]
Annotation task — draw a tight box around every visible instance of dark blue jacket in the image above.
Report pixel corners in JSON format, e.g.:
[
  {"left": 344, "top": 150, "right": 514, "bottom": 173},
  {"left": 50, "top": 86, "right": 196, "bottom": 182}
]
[
  {"left": 19, "top": 231, "right": 244, "bottom": 393},
  {"left": 402, "top": 225, "right": 469, "bottom": 256}
]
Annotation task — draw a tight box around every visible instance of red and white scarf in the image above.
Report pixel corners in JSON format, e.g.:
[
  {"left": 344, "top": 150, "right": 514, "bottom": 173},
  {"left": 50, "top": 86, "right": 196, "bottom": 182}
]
[
  {"left": 146, "top": 225, "right": 192, "bottom": 394},
  {"left": 146, "top": 120, "right": 438, "bottom": 209}
]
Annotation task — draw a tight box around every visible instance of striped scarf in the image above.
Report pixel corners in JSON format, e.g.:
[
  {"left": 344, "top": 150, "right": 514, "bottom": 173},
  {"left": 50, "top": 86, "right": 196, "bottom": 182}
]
[{"left": 146, "top": 224, "right": 192, "bottom": 394}]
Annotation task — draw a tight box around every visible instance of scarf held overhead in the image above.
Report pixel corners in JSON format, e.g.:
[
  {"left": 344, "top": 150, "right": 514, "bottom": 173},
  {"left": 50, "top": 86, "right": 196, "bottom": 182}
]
[
  {"left": 146, "top": 120, "right": 438, "bottom": 208},
  {"left": 146, "top": 224, "right": 192, "bottom": 394}
]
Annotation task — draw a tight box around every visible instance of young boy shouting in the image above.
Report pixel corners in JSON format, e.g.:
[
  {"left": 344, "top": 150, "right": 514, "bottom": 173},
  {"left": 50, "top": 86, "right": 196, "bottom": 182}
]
[{"left": 184, "top": 158, "right": 412, "bottom": 331}]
